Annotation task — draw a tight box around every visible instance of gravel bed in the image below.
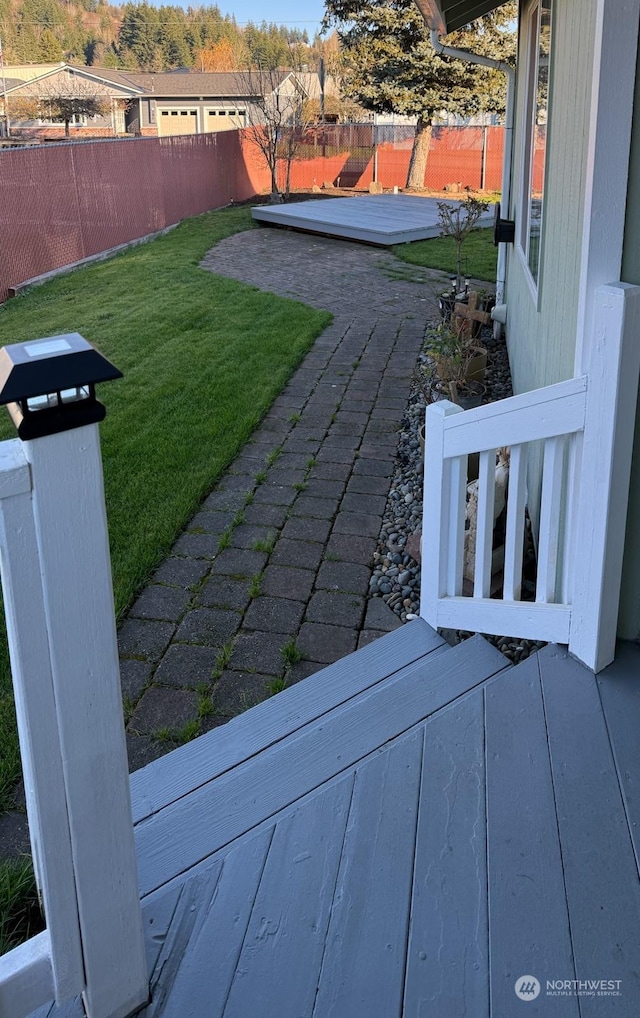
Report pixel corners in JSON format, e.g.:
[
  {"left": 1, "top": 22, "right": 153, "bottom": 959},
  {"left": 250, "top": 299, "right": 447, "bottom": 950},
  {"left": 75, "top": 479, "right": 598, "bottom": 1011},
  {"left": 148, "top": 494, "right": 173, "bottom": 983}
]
[{"left": 369, "top": 324, "right": 546, "bottom": 665}]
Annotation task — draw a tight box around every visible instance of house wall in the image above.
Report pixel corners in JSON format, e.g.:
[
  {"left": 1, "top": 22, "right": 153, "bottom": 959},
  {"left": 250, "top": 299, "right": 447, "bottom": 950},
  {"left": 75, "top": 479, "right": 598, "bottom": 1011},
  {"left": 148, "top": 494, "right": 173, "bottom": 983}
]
[{"left": 505, "top": 0, "right": 596, "bottom": 525}]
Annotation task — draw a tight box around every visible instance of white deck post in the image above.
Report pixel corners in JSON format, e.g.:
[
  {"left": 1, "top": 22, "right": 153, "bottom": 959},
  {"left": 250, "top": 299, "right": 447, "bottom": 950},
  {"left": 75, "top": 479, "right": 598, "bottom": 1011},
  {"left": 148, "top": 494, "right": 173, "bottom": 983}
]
[
  {"left": 0, "top": 335, "right": 148, "bottom": 1018},
  {"left": 0, "top": 441, "right": 85, "bottom": 1007},
  {"left": 569, "top": 283, "right": 640, "bottom": 672},
  {"left": 24, "top": 424, "right": 148, "bottom": 1018},
  {"left": 421, "top": 400, "right": 464, "bottom": 628}
]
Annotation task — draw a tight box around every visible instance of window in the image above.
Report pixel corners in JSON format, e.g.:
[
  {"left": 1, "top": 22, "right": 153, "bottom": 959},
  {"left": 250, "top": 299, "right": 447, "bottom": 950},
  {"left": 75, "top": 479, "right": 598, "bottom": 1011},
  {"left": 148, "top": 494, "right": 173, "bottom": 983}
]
[{"left": 520, "top": 0, "right": 552, "bottom": 287}]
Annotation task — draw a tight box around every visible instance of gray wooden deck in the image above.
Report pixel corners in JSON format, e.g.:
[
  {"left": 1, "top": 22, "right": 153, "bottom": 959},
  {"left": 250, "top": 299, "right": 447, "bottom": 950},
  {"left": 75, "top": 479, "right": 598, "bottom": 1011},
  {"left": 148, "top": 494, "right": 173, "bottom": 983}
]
[
  {"left": 251, "top": 194, "right": 492, "bottom": 246},
  {"left": 34, "top": 624, "right": 640, "bottom": 1017}
]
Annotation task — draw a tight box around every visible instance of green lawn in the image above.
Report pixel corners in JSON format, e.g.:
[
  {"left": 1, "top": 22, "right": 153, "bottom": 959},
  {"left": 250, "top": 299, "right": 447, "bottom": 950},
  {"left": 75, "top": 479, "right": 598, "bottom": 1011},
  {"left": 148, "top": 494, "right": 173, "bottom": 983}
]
[
  {"left": 393, "top": 225, "right": 497, "bottom": 283},
  {"left": 0, "top": 207, "right": 331, "bottom": 820}
]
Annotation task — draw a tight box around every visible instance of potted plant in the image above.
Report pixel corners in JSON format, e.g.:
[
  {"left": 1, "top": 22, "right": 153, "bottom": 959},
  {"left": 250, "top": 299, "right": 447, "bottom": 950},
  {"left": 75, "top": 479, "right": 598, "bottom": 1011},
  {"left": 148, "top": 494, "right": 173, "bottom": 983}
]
[{"left": 425, "top": 322, "right": 487, "bottom": 404}]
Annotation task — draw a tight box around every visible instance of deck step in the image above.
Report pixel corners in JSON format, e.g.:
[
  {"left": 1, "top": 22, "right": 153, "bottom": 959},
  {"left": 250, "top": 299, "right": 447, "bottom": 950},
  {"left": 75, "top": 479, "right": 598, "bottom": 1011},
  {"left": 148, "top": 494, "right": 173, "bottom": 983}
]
[
  {"left": 134, "top": 632, "right": 508, "bottom": 897},
  {"left": 130, "top": 618, "right": 445, "bottom": 824}
]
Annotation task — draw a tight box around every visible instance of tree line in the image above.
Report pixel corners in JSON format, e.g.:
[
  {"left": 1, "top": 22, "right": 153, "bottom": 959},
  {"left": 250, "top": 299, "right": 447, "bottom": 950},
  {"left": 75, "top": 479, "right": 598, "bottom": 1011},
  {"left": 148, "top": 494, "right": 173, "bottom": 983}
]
[{"left": 0, "top": 0, "right": 319, "bottom": 71}]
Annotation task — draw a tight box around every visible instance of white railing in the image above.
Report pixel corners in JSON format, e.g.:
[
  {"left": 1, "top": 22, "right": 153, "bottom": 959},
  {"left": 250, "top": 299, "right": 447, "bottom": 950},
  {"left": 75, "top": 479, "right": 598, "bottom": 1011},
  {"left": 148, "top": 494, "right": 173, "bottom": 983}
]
[
  {"left": 421, "top": 282, "right": 640, "bottom": 673},
  {"left": 0, "top": 424, "right": 148, "bottom": 1017}
]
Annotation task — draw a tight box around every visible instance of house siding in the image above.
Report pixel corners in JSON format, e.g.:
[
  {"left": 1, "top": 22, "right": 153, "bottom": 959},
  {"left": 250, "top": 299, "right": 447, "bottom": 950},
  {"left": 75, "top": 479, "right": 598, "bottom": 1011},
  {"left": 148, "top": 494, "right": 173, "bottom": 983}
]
[{"left": 505, "top": 0, "right": 596, "bottom": 526}]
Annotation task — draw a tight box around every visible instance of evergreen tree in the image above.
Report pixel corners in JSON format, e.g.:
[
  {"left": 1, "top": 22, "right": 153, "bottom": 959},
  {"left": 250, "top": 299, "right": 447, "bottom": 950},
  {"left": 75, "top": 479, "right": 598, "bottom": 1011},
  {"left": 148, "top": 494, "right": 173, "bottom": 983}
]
[
  {"left": 119, "top": 2, "right": 162, "bottom": 70},
  {"left": 323, "top": 0, "right": 516, "bottom": 187}
]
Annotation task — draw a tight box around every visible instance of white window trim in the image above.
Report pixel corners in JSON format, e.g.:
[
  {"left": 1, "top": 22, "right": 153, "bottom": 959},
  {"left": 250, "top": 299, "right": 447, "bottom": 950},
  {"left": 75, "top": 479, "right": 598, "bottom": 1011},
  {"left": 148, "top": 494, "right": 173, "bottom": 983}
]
[
  {"left": 37, "top": 113, "right": 88, "bottom": 127},
  {"left": 517, "top": 0, "right": 551, "bottom": 303}
]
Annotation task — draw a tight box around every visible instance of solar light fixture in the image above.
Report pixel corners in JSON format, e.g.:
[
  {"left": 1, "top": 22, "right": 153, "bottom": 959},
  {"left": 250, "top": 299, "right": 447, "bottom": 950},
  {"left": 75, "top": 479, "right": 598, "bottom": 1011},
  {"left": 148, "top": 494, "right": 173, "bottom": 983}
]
[{"left": 0, "top": 333, "right": 122, "bottom": 440}]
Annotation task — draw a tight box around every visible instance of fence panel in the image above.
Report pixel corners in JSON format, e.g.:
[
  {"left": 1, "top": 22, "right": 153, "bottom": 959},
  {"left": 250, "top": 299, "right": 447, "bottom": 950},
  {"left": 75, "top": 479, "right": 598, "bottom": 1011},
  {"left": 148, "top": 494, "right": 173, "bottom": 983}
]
[
  {"left": 0, "top": 125, "right": 505, "bottom": 304},
  {"left": 0, "top": 133, "right": 263, "bottom": 304}
]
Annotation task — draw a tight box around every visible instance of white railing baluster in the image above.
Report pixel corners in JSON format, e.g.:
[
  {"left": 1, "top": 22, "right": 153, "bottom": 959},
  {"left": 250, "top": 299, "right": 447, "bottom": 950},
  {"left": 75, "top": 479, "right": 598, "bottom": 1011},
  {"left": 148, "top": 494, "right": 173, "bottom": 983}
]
[
  {"left": 503, "top": 443, "right": 528, "bottom": 601},
  {"left": 446, "top": 455, "right": 467, "bottom": 596},
  {"left": 536, "top": 436, "right": 566, "bottom": 603},
  {"left": 474, "top": 449, "right": 496, "bottom": 598},
  {"left": 560, "top": 432, "right": 580, "bottom": 605}
]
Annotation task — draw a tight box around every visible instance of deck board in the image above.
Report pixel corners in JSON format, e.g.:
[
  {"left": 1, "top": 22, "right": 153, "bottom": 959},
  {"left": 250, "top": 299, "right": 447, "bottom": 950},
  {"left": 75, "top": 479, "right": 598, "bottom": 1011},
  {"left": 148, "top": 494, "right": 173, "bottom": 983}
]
[
  {"left": 486, "top": 654, "right": 578, "bottom": 1017},
  {"left": 251, "top": 194, "right": 492, "bottom": 246},
  {"left": 404, "top": 691, "right": 489, "bottom": 1016},
  {"left": 145, "top": 830, "right": 273, "bottom": 1017},
  {"left": 596, "top": 641, "right": 640, "bottom": 865},
  {"left": 313, "top": 732, "right": 423, "bottom": 1018},
  {"left": 224, "top": 778, "right": 353, "bottom": 1017},
  {"left": 539, "top": 645, "right": 640, "bottom": 1012}
]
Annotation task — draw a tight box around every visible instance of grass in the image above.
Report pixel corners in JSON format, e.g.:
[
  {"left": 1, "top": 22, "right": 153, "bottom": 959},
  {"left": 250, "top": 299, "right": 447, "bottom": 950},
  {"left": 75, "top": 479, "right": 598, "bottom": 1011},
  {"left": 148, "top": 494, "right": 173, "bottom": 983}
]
[
  {"left": 267, "top": 677, "right": 288, "bottom": 696},
  {"left": 0, "top": 206, "right": 331, "bottom": 940},
  {"left": 281, "top": 639, "right": 304, "bottom": 666},
  {"left": 252, "top": 533, "right": 276, "bottom": 554},
  {"left": 0, "top": 858, "right": 43, "bottom": 954},
  {"left": 393, "top": 226, "right": 497, "bottom": 282}
]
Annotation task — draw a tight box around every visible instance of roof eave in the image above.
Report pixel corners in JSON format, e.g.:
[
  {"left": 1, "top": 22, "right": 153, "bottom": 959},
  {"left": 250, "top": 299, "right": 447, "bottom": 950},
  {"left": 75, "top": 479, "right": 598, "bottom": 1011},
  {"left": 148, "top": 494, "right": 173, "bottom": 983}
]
[
  {"left": 413, "top": 0, "right": 507, "bottom": 33},
  {"left": 413, "top": 0, "right": 447, "bottom": 32}
]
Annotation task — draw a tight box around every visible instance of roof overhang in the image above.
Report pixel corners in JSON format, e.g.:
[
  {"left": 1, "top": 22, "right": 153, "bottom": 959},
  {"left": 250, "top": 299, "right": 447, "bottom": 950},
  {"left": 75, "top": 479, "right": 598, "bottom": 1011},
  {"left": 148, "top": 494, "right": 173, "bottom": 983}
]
[
  {"left": 413, "top": 0, "right": 506, "bottom": 33},
  {"left": 3, "top": 64, "right": 143, "bottom": 97}
]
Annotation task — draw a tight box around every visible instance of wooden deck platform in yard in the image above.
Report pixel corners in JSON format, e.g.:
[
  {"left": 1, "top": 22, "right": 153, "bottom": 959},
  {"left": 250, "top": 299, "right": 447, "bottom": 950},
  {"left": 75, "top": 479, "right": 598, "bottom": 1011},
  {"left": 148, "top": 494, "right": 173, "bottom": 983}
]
[
  {"left": 251, "top": 194, "right": 492, "bottom": 246},
  {"left": 34, "top": 623, "right": 640, "bottom": 1017}
]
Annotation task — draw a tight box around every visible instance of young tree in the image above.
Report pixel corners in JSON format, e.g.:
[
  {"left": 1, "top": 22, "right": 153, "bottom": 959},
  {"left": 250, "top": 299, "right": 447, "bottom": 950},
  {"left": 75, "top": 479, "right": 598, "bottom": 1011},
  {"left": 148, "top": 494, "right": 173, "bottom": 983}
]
[
  {"left": 322, "top": 0, "right": 516, "bottom": 188},
  {"left": 237, "top": 70, "right": 309, "bottom": 200}
]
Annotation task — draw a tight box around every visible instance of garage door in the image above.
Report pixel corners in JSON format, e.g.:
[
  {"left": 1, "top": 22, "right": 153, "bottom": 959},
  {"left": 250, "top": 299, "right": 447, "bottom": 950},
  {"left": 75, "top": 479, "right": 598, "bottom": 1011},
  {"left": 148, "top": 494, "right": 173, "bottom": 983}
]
[
  {"left": 206, "top": 109, "right": 245, "bottom": 133},
  {"left": 158, "top": 109, "right": 198, "bottom": 137}
]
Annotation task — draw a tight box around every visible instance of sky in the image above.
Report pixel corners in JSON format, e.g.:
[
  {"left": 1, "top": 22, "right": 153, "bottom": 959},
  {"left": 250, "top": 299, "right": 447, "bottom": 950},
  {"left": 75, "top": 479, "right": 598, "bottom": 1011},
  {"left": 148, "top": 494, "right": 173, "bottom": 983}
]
[{"left": 150, "top": 0, "right": 328, "bottom": 36}]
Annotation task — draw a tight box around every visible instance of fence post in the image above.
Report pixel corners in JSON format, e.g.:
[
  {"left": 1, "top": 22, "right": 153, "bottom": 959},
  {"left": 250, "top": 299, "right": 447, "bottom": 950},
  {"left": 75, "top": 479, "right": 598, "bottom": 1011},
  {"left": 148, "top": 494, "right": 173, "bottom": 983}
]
[
  {"left": 0, "top": 334, "right": 148, "bottom": 1018},
  {"left": 569, "top": 283, "right": 640, "bottom": 671}
]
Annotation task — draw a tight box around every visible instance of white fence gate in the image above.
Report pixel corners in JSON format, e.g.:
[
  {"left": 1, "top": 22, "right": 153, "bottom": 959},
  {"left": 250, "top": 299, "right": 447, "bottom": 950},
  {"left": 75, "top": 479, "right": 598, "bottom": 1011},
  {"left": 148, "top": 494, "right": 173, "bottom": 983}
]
[{"left": 421, "top": 282, "right": 640, "bottom": 673}]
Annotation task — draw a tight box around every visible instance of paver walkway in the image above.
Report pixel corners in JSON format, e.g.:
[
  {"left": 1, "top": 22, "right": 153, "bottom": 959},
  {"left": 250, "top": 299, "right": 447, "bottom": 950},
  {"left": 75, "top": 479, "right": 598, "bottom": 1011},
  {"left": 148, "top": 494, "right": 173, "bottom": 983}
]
[
  {"left": 123, "top": 229, "right": 453, "bottom": 765},
  {"left": 121, "top": 229, "right": 451, "bottom": 769},
  {"left": 1, "top": 228, "right": 451, "bottom": 857}
]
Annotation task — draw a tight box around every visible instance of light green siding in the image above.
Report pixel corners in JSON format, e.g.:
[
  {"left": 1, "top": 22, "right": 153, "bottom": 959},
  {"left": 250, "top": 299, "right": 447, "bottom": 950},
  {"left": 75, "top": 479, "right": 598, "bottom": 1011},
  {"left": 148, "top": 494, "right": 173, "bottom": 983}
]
[
  {"left": 617, "top": 21, "right": 640, "bottom": 640},
  {"left": 505, "top": 0, "right": 596, "bottom": 527}
]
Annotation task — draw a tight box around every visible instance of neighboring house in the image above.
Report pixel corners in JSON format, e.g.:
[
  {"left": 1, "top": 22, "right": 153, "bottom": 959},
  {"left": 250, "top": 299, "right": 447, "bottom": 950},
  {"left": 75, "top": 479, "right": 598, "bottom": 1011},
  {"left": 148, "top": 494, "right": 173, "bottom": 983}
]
[
  {"left": 0, "top": 64, "right": 143, "bottom": 138},
  {"left": 418, "top": 0, "right": 640, "bottom": 654},
  {"left": 118, "top": 69, "right": 307, "bottom": 137},
  {"left": 1, "top": 64, "right": 309, "bottom": 140}
]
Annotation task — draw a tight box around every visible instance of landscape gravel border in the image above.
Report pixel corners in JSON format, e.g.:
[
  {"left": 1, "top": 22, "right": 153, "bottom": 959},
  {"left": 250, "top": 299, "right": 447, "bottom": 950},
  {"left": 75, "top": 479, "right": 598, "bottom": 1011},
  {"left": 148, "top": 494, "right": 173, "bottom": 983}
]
[{"left": 369, "top": 323, "right": 546, "bottom": 665}]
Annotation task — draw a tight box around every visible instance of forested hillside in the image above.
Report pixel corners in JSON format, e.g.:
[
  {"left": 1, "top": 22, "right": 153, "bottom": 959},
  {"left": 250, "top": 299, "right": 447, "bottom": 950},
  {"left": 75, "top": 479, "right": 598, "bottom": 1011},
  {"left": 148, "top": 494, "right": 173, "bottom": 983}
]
[{"left": 0, "top": 0, "right": 326, "bottom": 72}]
